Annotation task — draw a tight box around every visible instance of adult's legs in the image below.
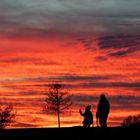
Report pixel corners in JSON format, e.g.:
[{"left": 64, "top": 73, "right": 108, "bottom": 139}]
[{"left": 99, "top": 117, "right": 107, "bottom": 128}]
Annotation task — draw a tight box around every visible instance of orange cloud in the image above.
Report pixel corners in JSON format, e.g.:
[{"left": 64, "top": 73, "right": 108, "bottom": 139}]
[{"left": 0, "top": 35, "right": 140, "bottom": 128}]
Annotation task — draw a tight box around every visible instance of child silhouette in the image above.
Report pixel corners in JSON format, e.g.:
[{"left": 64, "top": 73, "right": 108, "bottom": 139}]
[{"left": 79, "top": 105, "right": 93, "bottom": 127}]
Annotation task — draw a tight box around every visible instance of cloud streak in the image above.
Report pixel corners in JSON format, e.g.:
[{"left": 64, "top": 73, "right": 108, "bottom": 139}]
[
  {"left": 79, "top": 82, "right": 140, "bottom": 89},
  {"left": 0, "top": 0, "right": 140, "bottom": 38},
  {"left": 73, "top": 95, "right": 140, "bottom": 111}
]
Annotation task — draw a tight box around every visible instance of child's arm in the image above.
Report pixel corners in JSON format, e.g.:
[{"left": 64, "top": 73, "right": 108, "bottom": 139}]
[{"left": 79, "top": 109, "right": 84, "bottom": 116}]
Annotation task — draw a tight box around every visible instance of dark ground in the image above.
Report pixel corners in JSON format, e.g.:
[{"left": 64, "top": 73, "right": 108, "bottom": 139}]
[{"left": 0, "top": 126, "right": 139, "bottom": 140}]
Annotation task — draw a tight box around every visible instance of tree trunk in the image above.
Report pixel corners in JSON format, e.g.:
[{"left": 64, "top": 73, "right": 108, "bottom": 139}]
[
  {"left": 58, "top": 109, "right": 60, "bottom": 128},
  {"left": 57, "top": 89, "right": 60, "bottom": 128}
]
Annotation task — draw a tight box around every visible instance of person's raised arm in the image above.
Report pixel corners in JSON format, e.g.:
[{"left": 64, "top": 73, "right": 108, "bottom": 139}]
[{"left": 79, "top": 109, "right": 83, "bottom": 116}]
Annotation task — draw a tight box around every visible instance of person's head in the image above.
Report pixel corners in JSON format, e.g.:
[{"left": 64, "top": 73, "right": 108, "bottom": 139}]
[
  {"left": 86, "top": 105, "right": 91, "bottom": 111},
  {"left": 100, "top": 94, "right": 106, "bottom": 99}
]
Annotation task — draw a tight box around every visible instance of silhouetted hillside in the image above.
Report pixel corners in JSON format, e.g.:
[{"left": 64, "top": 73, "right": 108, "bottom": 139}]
[{"left": 0, "top": 126, "right": 139, "bottom": 140}]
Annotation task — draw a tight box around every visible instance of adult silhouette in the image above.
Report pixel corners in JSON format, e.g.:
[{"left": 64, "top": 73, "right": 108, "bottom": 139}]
[
  {"left": 79, "top": 105, "right": 93, "bottom": 127},
  {"left": 96, "top": 94, "right": 110, "bottom": 128}
]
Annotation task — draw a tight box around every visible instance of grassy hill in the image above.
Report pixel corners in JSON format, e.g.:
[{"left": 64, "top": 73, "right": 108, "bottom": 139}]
[{"left": 0, "top": 127, "right": 139, "bottom": 140}]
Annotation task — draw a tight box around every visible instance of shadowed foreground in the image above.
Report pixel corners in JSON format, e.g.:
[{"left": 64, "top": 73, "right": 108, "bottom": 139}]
[{"left": 0, "top": 127, "right": 139, "bottom": 140}]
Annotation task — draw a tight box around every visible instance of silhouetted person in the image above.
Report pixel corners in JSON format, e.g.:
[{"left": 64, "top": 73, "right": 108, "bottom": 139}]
[
  {"left": 96, "top": 94, "right": 110, "bottom": 128},
  {"left": 79, "top": 105, "right": 93, "bottom": 127}
]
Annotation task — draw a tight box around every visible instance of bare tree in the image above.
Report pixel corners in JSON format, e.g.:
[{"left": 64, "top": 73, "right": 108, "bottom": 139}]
[
  {"left": 0, "top": 105, "right": 16, "bottom": 129},
  {"left": 122, "top": 114, "right": 140, "bottom": 127},
  {"left": 44, "top": 82, "right": 72, "bottom": 128}
]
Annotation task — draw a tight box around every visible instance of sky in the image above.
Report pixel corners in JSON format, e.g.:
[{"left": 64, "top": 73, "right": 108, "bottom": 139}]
[{"left": 0, "top": 0, "right": 140, "bottom": 128}]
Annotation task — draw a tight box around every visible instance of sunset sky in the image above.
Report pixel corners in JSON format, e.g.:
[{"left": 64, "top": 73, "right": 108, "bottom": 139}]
[{"left": 0, "top": 0, "right": 140, "bottom": 128}]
